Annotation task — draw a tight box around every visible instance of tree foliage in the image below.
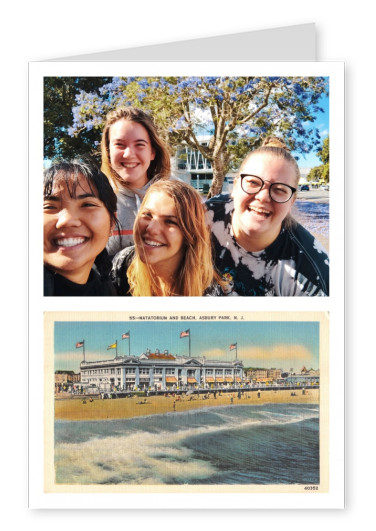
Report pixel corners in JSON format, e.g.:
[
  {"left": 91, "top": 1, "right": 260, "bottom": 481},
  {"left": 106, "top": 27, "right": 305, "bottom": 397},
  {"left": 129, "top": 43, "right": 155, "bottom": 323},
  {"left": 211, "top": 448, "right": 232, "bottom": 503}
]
[
  {"left": 44, "top": 77, "right": 112, "bottom": 161},
  {"left": 46, "top": 76, "right": 328, "bottom": 197},
  {"left": 307, "top": 136, "right": 329, "bottom": 183}
]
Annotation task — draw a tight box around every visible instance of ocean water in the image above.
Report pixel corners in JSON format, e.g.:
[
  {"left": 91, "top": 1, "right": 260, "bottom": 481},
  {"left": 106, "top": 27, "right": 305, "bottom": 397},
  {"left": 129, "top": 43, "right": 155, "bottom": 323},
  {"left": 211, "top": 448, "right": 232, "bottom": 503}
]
[{"left": 54, "top": 403, "right": 319, "bottom": 485}]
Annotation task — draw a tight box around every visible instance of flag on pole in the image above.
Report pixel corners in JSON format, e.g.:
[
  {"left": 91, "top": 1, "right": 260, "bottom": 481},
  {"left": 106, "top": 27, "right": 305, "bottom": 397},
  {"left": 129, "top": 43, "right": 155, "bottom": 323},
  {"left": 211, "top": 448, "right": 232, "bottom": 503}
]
[
  {"left": 180, "top": 330, "right": 190, "bottom": 338},
  {"left": 76, "top": 341, "right": 84, "bottom": 348},
  {"left": 230, "top": 343, "right": 237, "bottom": 350},
  {"left": 122, "top": 332, "right": 130, "bottom": 339},
  {"left": 107, "top": 343, "right": 117, "bottom": 350}
]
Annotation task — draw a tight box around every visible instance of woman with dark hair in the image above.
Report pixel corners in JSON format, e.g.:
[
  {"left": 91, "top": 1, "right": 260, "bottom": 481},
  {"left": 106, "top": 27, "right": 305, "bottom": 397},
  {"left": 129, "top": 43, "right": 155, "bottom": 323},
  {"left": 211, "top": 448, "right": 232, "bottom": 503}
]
[
  {"left": 101, "top": 107, "right": 171, "bottom": 257},
  {"left": 206, "top": 137, "right": 329, "bottom": 296},
  {"left": 43, "top": 158, "right": 119, "bottom": 296},
  {"left": 111, "top": 180, "right": 223, "bottom": 296}
]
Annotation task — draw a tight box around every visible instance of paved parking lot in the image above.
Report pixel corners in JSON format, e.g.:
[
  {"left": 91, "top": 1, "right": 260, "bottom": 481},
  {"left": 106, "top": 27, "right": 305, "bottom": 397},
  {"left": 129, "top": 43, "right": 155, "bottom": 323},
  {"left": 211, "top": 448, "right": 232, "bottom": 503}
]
[{"left": 297, "top": 189, "right": 329, "bottom": 203}]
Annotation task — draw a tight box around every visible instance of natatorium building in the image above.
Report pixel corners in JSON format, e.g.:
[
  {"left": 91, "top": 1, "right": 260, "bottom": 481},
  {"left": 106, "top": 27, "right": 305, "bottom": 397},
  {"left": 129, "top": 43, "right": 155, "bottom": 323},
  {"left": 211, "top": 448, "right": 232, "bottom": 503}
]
[{"left": 80, "top": 349, "right": 244, "bottom": 392}]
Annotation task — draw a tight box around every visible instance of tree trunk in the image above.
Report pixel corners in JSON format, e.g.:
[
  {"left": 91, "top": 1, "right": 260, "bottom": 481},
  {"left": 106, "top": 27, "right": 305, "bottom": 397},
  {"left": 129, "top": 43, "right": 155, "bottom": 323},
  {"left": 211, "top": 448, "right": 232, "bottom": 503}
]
[{"left": 207, "top": 152, "right": 229, "bottom": 199}]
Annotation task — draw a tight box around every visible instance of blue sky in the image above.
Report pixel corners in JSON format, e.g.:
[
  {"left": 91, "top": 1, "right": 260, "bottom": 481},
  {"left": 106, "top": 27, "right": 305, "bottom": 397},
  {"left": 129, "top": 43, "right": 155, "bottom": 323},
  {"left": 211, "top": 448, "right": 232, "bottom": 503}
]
[
  {"left": 196, "top": 89, "right": 329, "bottom": 171},
  {"left": 54, "top": 319, "right": 320, "bottom": 374},
  {"left": 295, "top": 92, "right": 329, "bottom": 169}
]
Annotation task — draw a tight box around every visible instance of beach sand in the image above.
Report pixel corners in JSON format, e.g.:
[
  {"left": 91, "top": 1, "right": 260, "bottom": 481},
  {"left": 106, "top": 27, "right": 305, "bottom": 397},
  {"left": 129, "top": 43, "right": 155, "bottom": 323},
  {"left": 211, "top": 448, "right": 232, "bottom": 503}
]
[{"left": 55, "top": 388, "right": 319, "bottom": 421}]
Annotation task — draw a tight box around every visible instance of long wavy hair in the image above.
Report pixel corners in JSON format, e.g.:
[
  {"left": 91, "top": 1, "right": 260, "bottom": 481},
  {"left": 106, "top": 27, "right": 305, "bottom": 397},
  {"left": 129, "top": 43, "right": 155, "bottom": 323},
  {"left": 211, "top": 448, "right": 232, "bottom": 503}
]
[
  {"left": 127, "top": 180, "right": 219, "bottom": 296},
  {"left": 100, "top": 106, "right": 171, "bottom": 192}
]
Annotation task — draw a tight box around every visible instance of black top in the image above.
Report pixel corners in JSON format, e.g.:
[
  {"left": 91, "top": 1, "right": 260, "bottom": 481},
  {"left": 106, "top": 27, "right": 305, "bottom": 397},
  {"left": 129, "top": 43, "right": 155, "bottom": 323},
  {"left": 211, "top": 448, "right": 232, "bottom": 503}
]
[
  {"left": 44, "top": 266, "right": 117, "bottom": 296},
  {"left": 206, "top": 194, "right": 329, "bottom": 296}
]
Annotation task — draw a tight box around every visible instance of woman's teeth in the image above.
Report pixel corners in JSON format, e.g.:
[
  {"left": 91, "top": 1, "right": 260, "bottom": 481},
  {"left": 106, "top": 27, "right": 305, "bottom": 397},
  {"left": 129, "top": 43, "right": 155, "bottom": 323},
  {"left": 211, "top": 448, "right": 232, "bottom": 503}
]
[
  {"left": 249, "top": 206, "right": 271, "bottom": 217},
  {"left": 144, "top": 239, "right": 164, "bottom": 247},
  {"left": 56, "top": 237, "right": 86, "bottom": 247}
]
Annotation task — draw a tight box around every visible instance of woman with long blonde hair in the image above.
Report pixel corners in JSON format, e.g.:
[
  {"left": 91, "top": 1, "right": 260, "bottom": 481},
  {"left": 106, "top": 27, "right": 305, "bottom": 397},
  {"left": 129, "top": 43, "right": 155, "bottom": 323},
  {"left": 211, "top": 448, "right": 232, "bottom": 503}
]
[{"left": 111, "top": 180, "right": 223, "bottom": 296}]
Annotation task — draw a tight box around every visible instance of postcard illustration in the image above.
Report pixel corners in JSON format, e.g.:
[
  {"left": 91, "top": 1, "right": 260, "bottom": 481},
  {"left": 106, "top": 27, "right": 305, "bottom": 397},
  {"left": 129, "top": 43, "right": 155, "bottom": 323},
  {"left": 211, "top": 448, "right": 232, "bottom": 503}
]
[{"left": 44, "top": 311, "right": 329, "bottom": 494}]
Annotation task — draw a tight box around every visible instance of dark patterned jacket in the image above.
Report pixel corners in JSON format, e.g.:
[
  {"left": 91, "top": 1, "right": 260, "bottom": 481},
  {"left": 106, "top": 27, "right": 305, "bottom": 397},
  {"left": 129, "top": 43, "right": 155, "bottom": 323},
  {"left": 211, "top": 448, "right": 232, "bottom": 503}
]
[{"left": 206, "top": 194, "right": 329, "bottom": 297}]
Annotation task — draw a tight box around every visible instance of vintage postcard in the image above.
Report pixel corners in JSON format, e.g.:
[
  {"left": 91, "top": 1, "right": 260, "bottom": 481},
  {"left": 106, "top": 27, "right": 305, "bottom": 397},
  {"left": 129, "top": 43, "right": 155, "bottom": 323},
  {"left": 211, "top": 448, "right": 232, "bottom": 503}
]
[{"left": 41, "top": 311, "right": 335, "bottom": 507}]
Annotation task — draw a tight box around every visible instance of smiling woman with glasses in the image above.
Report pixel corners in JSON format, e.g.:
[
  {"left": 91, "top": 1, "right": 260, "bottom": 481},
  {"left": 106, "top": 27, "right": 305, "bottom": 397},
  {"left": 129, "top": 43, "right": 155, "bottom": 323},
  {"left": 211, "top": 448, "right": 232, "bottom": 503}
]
[{"left": 206, "top": 137, "right": 329, "bottom": 296}]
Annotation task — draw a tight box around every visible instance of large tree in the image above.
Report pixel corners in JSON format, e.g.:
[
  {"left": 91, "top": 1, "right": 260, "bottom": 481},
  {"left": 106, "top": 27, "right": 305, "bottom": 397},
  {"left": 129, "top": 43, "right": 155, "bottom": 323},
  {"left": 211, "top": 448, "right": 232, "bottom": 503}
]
[{"left": 52, "top": 76, "right": 328, "bottom": 197}]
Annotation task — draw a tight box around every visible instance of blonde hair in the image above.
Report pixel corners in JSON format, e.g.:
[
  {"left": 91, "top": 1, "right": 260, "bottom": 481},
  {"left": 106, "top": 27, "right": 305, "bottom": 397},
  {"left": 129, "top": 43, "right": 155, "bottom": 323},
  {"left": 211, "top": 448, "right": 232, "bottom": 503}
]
[
  {"left": 238, "top": 136, "right": 300, "bottom": 189},
  {"left": 127, "top": 180, "right": 219, "bottom": 296},
  {"left": 100, "top": 107, "right": 171, "bottom": 192}
]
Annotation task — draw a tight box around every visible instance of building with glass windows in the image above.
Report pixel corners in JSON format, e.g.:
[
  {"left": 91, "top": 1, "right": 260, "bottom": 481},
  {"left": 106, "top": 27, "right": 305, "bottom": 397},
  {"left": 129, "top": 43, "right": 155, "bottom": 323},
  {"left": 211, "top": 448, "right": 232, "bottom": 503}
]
[
  {"left": 172, "top": 136, "right": 235, "bottom": 194},
  {"left": 80, "top": 349, "right": 244, "bottom": 392}
]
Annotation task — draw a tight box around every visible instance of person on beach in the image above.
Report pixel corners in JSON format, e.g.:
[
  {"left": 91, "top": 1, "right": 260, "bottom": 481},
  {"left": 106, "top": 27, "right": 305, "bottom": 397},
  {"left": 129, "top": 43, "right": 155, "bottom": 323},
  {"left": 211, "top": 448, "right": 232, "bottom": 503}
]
[
  {"left": 111, "top": 180, "right": 224, "bottom": 296},
  {"left": 206, "top": 137, "right": 329, "bottom": 296},
  {"left": 101, "top": 107, "right": 171, "bottom": 257},
  {"left": 44, "top": 158, "right": 118, "bottom": 296}
]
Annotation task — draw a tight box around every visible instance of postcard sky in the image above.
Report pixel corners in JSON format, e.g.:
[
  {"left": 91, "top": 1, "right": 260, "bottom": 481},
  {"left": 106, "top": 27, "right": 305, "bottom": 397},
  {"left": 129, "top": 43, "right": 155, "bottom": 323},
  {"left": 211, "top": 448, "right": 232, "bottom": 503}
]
[{"left": 54, "top": 320, "right": 320, "bottom": 374}]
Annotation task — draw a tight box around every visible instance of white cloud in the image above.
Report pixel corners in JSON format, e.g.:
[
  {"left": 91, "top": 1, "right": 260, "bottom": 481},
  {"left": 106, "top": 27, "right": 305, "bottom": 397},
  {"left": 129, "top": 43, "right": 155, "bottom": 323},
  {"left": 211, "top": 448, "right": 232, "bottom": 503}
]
[
  {"left": 201, "top": 348, "right": 228, "bottom": 360},
  {"left": 55, "top": 350, "right": 115, "bottom": 372},
  {"left": 239, "top": 344, "right": 315, "bottom": 368}
]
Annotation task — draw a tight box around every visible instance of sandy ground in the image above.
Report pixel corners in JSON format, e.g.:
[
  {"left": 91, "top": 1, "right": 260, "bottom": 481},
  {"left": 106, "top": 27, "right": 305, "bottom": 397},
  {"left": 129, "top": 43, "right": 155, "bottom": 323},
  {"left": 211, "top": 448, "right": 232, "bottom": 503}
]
[{"left": 55, "top": 388, "right": 319, "bottom": 421}]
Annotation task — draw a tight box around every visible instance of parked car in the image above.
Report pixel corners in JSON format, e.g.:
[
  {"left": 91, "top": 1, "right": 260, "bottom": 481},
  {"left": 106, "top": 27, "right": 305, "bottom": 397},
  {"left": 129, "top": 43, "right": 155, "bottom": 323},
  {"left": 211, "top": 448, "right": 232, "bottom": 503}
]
[{"left": 300, "top": 184, "right": 310, "bottom": 191}]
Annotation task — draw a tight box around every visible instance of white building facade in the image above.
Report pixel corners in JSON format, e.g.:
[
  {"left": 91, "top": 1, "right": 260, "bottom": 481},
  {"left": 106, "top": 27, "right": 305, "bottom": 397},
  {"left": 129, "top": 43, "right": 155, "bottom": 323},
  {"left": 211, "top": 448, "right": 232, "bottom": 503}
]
[{"left": 80, "top": 349, "right": 244, "bottom": 392}]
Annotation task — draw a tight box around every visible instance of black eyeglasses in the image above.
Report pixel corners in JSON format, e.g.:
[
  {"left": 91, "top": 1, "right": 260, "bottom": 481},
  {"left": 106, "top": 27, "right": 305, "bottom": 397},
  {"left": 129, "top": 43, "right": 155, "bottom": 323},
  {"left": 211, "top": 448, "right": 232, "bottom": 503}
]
[{"left": 240, "top": 174, "right": 296, "bottom": 203}]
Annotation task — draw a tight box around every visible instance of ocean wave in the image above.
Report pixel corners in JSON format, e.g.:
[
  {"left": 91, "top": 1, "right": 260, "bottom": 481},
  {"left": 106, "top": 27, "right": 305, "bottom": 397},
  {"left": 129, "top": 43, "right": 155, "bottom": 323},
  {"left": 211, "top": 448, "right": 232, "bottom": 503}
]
[
  {"left": 55, "top": 427, "right": 217, "bottom": 485},
  {"left": 55, "top": 404, "right": 319, "bottom": 485}
]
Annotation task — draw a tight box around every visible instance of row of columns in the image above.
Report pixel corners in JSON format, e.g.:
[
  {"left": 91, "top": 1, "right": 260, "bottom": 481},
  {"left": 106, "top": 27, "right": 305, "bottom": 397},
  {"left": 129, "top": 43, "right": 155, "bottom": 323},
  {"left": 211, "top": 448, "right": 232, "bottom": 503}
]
[{"left": 121, "top": 366, "right": 242, "bottom": 389}]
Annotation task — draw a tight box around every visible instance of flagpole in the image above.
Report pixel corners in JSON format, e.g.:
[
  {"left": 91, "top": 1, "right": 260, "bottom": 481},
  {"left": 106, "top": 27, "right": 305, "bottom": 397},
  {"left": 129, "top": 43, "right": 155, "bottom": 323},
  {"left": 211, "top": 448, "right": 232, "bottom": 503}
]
[
  {"left": 180, "top": 329, "right": 191, "bottom": 357},
  {"left": 229, "top": 342, "right": 238, "bottom": 386},
  {"left": 122, "top": 332, "right": 131, "bottom": 357}
]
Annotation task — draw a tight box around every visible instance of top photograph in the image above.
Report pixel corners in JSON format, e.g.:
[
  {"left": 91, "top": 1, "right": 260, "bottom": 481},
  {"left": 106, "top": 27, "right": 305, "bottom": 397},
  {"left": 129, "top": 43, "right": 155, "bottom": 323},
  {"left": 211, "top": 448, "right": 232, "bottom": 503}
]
[{"left": 43, "top": 75, "right": 330, "bottom": 297}]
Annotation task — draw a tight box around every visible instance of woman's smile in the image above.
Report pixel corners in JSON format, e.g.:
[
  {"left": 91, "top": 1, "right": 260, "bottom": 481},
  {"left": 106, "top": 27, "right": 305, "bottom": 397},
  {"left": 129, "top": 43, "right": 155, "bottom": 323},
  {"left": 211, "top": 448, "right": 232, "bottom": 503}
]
[
  {"left": 246, "top": 204, "right": 272, "bottom": 219},
  {"left": 43, "top": 175, "right": 112, "bottom": 284},
  {"left": 143, "top": 238, "right": 166, "bottom": 248},
  {"left": 109, "top": 120, "right": 155, "bottom": 189},
  {"left": 232, "top": 154, "right": 296, "bottom": 251},
  {"left": 135, "top": 191, "right": 184, "bottom": 277}
]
